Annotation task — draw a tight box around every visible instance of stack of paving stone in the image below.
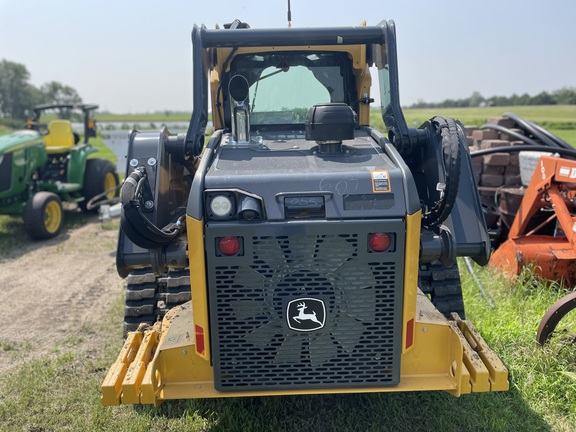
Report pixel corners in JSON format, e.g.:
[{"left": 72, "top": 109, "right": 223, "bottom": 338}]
[
  {"left": 465, "top": 117, "right": 528, "bottom": 211},
  {"left": 464, "top": 117, "right": 528, "bottom": 243},
  {"left": 465, "top": 117, "right": 524, "bottom": 189}
]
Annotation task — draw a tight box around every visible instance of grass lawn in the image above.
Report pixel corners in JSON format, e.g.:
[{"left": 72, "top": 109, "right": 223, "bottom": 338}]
[
  {"left": 89, "top": 135, "right": 118, "bottom": 163},
  {"left": 0, "top": 250, "right": 574, "bottom": 431}
]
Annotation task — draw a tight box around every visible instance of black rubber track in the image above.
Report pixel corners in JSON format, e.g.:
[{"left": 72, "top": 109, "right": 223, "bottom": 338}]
[
  {"left": 419, "top": 261, "right": 465, "bottom": 319},
  {"left": 124, "top": 268, "right": 192, "bottom": 336}
]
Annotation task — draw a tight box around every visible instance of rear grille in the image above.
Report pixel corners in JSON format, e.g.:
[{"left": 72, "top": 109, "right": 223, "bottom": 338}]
[
  {"left": 0, "top": 153, "right": 12, "bottom": 193},
  {"left": 207, "top": 221, "right": 405, "bottom": 391}
]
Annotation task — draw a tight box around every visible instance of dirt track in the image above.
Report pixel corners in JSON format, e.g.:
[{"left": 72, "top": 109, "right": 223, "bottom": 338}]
[{"left": 0, "top": 218, "right": 124, "bottom": 371}]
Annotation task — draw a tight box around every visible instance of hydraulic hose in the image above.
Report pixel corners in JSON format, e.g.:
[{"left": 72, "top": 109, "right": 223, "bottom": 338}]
[
  {"left": 474, "top": 112, "right": 576, "bottom": 160},
  {"left": 529, "top": 121, "right": 573, "bottom": 150},
  {"left": 503, "top": 112, "right": 568, "bottom": 150},
  {"left": 470, "top": 144, "right": 576, "bottom": 159},
  {"left": 422, "top": 116, "right": 462, "bottom": 228},
  {"left": 479, "top": 124, "right": 541, "bottom": 147},
  {"left": 120, "top": 168, "right": 186, "bottom": 249},
  {"left": 86, "top": 184, "right": 122, "bottom": 211}
]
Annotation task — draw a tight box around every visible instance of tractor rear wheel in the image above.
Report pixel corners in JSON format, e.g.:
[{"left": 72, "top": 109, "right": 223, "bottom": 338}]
[
  {"left": 124, "top": 268, "right": 192, "bottom": 337},
  {"left": 79, "top": 158, "right": 119, "bottom": 212},
  {"left": 23, "top": 192, "right": 64, "bottom": 240},
  {"left": 419, "top": 261, "right": 466, "bottom": 319}
]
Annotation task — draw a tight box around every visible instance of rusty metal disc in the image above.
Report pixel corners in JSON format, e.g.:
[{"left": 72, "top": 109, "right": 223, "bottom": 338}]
[{"left": 536, "top": 291, "right": 576, "bottom": 345}]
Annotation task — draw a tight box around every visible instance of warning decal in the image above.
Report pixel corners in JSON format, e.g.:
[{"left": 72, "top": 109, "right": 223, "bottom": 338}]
[{"left": 371, "top": 170, "right": 391, "bottom": 193}]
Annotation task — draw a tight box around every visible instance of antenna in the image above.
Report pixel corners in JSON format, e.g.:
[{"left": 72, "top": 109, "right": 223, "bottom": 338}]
[{"left": 287, "top": 0, "right": 292, "bottom": 28}]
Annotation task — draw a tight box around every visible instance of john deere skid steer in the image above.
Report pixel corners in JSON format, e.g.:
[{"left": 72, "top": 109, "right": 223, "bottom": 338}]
[{"left": 102, "top": 19, "right": 508, "bottom": 406}]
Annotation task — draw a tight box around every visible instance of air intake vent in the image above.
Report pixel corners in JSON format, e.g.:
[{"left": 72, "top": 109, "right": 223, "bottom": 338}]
[{"left": 206, "top": 221, "right": 405, "bottom": 391}]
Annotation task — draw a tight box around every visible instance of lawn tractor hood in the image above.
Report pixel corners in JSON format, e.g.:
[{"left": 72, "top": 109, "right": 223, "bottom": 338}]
[{"left": 0, "top": 130, "right": 46, "bottom": 204}]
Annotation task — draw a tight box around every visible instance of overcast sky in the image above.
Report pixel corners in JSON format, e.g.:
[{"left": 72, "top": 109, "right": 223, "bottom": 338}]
[{"left": 1, "top": 0, "right": 575, "bottom": 113}]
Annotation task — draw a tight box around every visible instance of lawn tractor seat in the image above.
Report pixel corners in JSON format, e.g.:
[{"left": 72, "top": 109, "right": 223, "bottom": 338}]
[{"left": 44, "top": 120, "right": 75, "bottom": 154}]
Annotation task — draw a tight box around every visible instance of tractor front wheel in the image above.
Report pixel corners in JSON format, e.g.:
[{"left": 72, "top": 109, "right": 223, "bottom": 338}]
[{"left": 23, "top": 192, "right": 64, "bottom": 240}]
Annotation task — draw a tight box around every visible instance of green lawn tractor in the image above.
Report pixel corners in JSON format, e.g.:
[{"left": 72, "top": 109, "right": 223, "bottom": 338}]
[{"left": 0, "top": 103, "right": 119, "bottom": 239}]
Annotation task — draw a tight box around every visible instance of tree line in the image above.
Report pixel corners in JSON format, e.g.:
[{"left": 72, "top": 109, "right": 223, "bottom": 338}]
[
  {"left": 3, "top": 56, "right": 575, "bottom": 117},
  {"left": 0, "top": 59, "right": 82, "bottom": 120},
  {"left": 408, "top": 88, "right": 576, "bottom": 109}
]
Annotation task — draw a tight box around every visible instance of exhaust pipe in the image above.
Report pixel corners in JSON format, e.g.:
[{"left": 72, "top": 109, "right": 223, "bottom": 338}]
[{"left": 229, "top": 75, "right": 251, "bottom": 143}]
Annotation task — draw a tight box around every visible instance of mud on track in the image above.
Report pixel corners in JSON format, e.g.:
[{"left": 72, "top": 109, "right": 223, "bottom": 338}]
[{"left": 0, "top": 218, "right": 124, "bottom": 372}]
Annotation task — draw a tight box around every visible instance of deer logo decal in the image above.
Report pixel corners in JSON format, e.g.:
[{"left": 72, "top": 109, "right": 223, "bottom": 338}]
[{"left": 287, "top": 298, "right": 326, "bottom": 332}]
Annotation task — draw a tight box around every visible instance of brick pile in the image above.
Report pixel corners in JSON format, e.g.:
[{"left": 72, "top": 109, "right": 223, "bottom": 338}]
[{"left": 465, "top": 117, "right": 525, "bottom": 214}]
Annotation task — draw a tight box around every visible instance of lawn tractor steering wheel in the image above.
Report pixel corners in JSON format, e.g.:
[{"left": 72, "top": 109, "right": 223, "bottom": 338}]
[{"left": 420, "top": 116, "right": 463, "bottom": 228}]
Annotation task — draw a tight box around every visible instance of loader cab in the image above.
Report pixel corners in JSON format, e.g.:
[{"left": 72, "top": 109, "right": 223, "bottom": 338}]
[
  {"left": 184, "top": 20, "right": 411, "bottom": 159},
  {"left": 222, "top": 51, "right": 357, "bottom": 129}
]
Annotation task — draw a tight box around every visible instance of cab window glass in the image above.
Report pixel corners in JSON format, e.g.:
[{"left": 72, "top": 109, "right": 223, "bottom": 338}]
[{"left": 230, "top": 52, "right": 351, "bottom": 125}]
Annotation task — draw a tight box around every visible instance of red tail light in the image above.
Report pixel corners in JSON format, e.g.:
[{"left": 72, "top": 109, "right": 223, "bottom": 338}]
[
  {"left": 369, "top": 232, "right": 391, "bottom": 252},
  {"left": 218, "top": 236, "right": 241, "bottom": 256}
]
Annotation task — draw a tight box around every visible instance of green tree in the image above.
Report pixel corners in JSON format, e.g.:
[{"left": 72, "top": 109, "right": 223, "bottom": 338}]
[
  {"left": 530, "top": 91, "right": 555, "bottom": 105},
  {"left": 39, "top": 81, "right": 82, "bottom": 118},
  {"left": 408, "top": 87, "right": 576, "bottom": 109},
  {"left": 0, "top": 59, "right": 83, "bottom": 120},
  {"left": 468, "top": 91, "right": 485, "bottom": 107},
  {"left": 40, "top": 81, "right": 81, "bottom": 106},
  {"left": 0, "top": 59, "right": 42, "bottom": 119},
  {"left": 553, "top": 87, "right": 576, "bottom": 104}
]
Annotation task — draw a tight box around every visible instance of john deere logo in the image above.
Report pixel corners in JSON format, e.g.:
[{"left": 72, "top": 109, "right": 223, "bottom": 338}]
[{"left": 287, "top": 298, "right": 326, "bottom": 332}]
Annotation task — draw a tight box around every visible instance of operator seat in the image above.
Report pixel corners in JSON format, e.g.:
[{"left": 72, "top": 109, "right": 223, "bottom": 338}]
[{"left": 43, "top": 120, "right": 75, "bottom": 154}]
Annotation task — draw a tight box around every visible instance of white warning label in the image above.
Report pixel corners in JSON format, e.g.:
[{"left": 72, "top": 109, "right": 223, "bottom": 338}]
[{"left": 371, "top": 170, "right": 391, "bottom": 193}]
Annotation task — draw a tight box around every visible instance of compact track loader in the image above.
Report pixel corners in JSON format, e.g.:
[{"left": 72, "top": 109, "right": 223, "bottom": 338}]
[{"left": 102, "top": 19, "right": 508, "bottom": 406}]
